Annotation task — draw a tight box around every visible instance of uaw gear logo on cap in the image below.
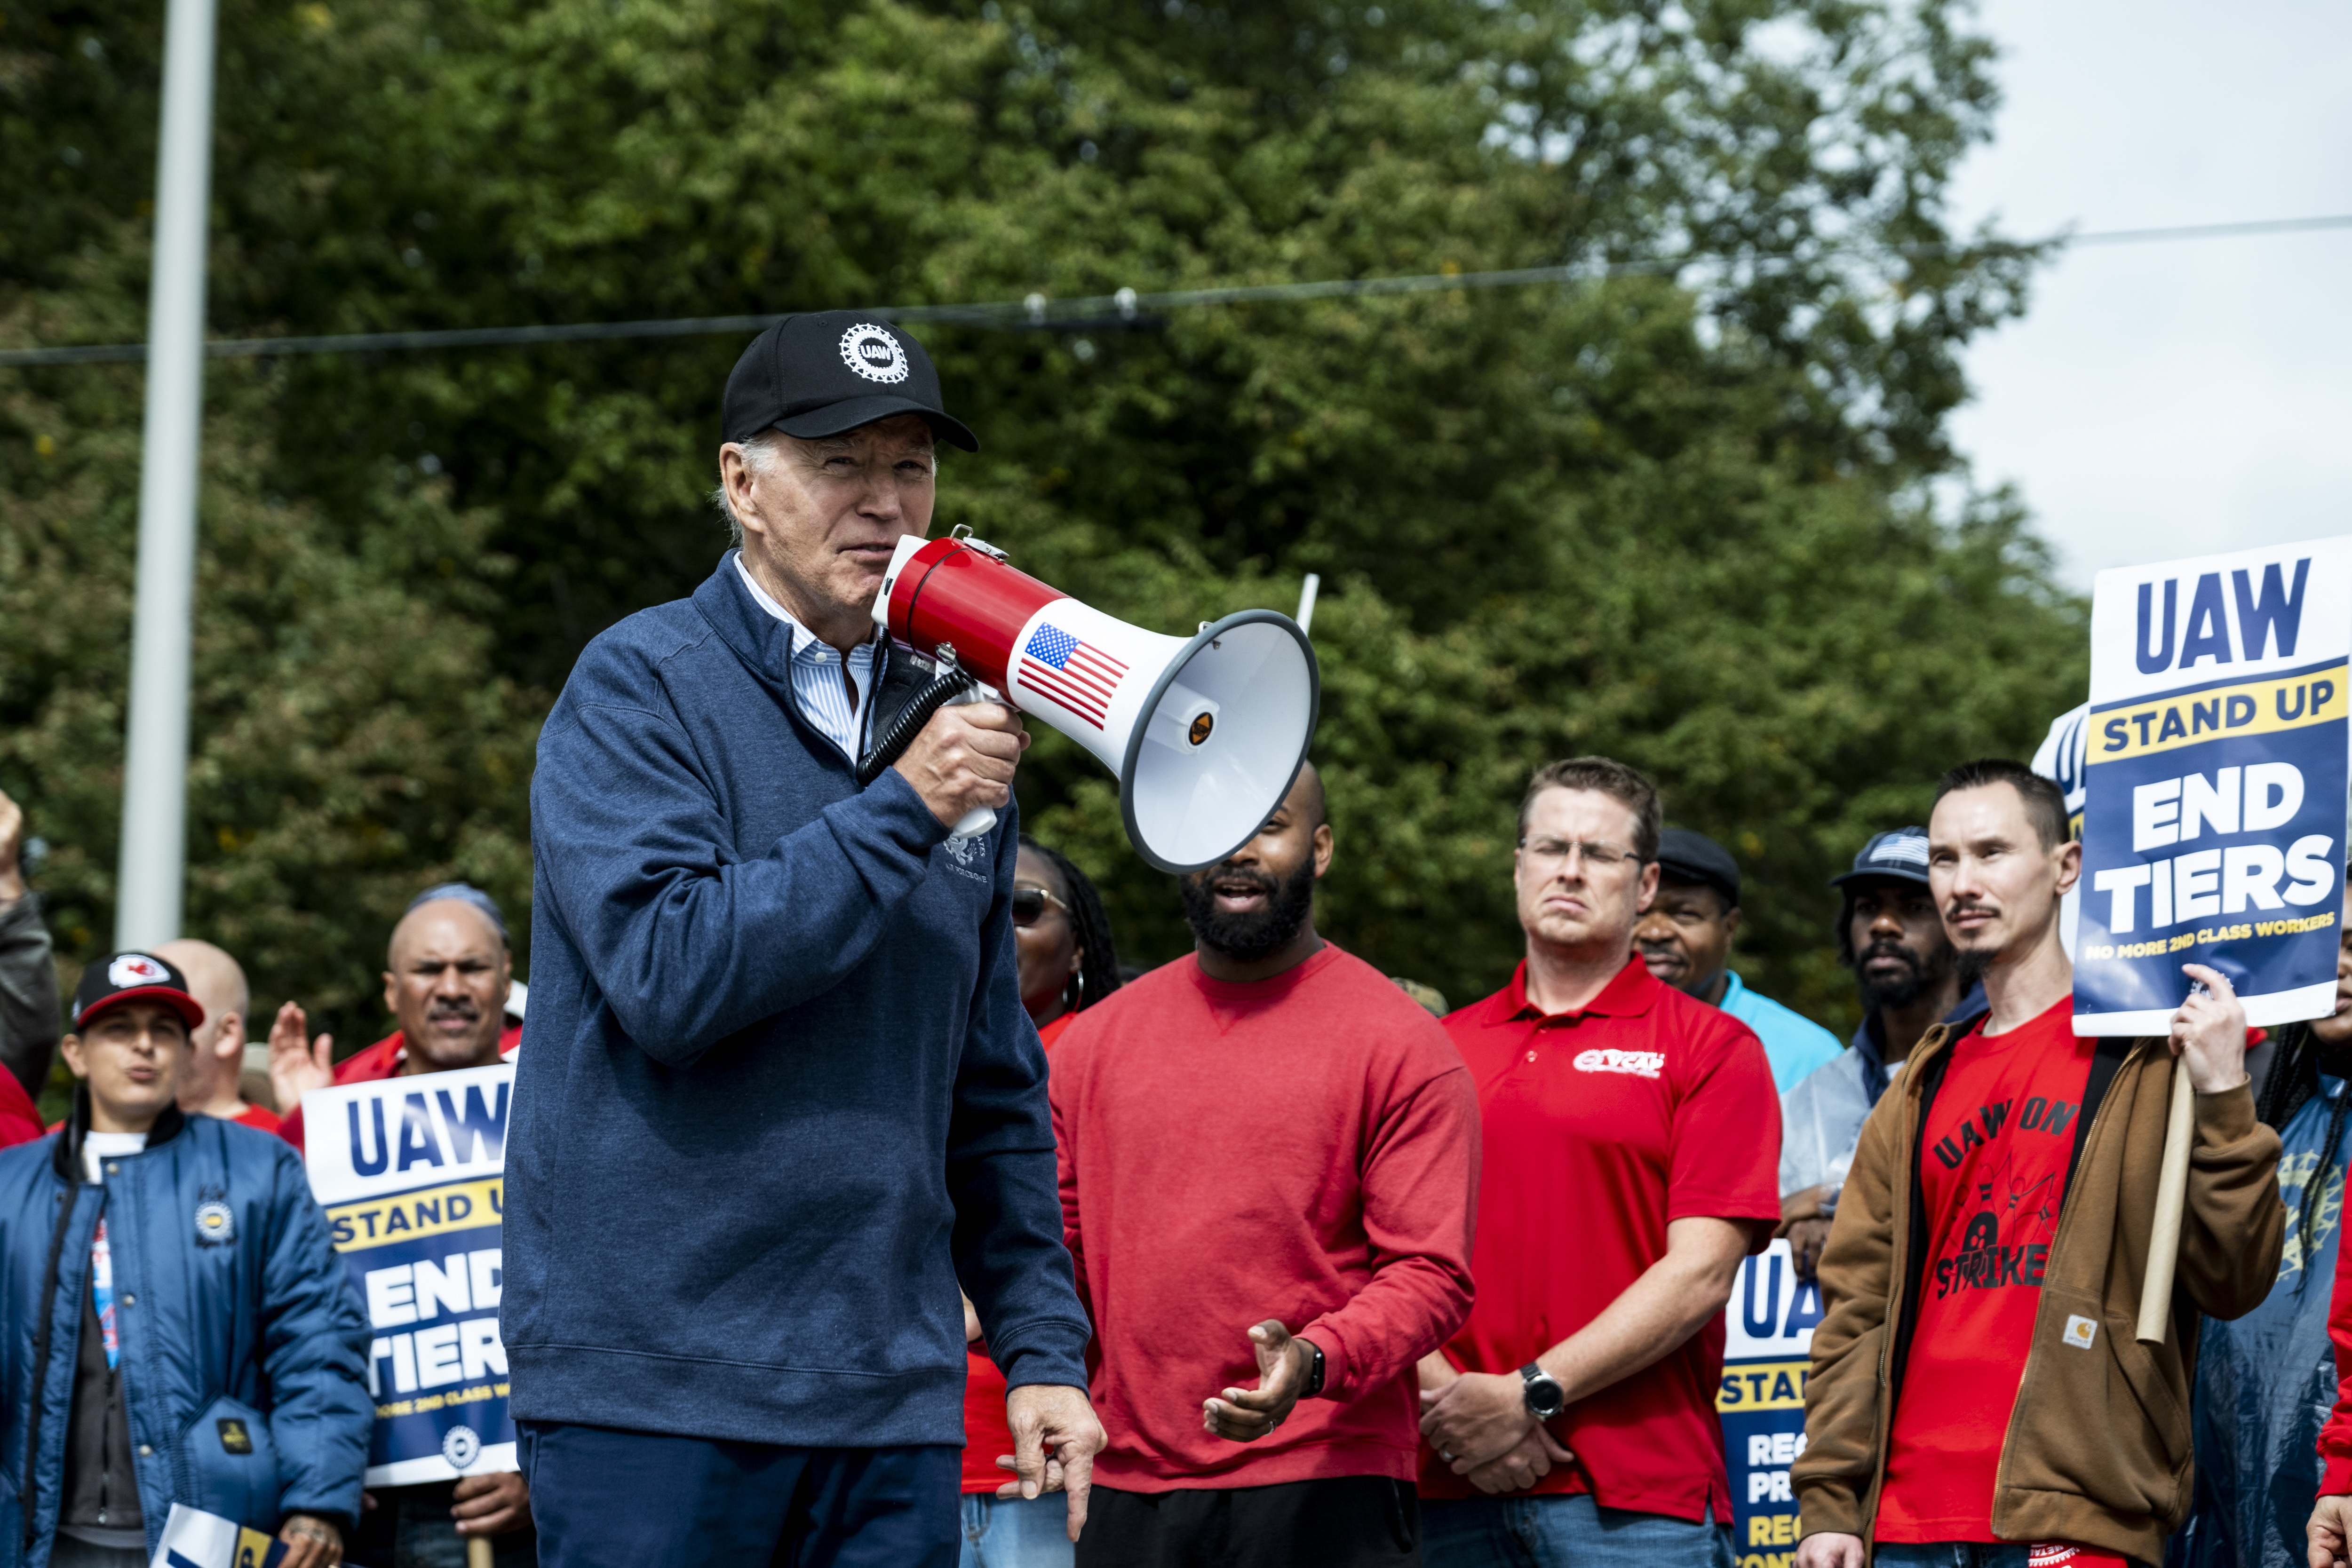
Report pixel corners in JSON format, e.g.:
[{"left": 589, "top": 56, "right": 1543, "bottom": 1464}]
[
  {"left": 839, "top": 323, "right": 910, "bottom": 385},
  {"left": 108, "top": 953, "right": 169, "bottom": 988}
]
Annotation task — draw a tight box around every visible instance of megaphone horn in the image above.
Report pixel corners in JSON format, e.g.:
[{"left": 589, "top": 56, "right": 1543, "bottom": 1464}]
[{"left": 862, "top": 527, "right": 1320, "bottom": 874}]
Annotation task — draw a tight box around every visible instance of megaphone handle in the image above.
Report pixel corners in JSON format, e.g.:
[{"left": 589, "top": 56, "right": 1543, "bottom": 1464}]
[{"left": 942, "top": 681, "right": 1001, "bottom": 843}]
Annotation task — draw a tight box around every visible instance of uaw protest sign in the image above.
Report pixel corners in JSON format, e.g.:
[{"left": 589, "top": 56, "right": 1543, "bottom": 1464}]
[
  {"left": 1717, "top": 1239, "right": 1820, "bottom": 1567},
  {"left": 2075, "top": 538, "right": 2351, "bottom": 1034},
  {"left": 303, "top": 1064, "right": 517, "bottom": 1485}
]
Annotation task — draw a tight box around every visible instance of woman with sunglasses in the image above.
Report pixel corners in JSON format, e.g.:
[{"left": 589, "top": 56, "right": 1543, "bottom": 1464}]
[{"left": 964, "top": 837, "right": 1124, "bottom": 1567}]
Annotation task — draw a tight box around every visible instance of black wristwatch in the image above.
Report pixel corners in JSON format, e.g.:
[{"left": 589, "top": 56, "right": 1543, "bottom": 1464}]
[
  {"left": 1520, "top": 1362, "right": 1565, "bottom": 1420},
  {"left": 1302, "top": 1339, "right": 1327, "bottom": 1399}
]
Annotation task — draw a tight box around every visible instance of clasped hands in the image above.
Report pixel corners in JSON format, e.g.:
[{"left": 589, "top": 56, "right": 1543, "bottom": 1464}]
[{"left": 1420, "top": 1367, "right": 1574, "bottom": 1495}]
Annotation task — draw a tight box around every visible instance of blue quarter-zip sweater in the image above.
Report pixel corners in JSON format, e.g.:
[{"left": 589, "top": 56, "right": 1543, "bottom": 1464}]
[{"left": 505, "top": 553, "right": 1091, "bottom": 1448}]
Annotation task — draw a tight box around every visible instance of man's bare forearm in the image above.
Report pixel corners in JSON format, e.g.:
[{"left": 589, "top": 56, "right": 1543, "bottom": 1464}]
[{"left": 1532, "top": 1216, "right": 1756, "bottom": 1403}]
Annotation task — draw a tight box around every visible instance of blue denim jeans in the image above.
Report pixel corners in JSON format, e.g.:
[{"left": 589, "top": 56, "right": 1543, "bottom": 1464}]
[
  {"left": 1422, "top": 1493, "right": 1735, "bottom": 1568},
  {"left": 1870, "top": 1548, "right": 2036, "bottom": 1568},
  {"left": 960, "top": 1492, "right": 1076, "bottom": 1568}
]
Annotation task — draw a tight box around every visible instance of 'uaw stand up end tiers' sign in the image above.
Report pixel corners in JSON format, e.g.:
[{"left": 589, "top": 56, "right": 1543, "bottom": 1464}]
[
  {"left": 2078, "top": 537, "right": 2352, "bottom": 1034},
  {"left": 1718, "top": 1239, "right": 1820, "bottom": 1567},
  {"left": 302, "top": 1063, "right": 517, "bottom": 1485}
]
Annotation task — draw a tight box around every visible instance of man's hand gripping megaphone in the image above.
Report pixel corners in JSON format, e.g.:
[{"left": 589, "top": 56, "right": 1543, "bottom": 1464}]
[
  {"left": 856, "top": 531, "right": 1026, "bottom": 843},
  {"left": 857, "top": 647, "right": 1026, "bottom": 844}
]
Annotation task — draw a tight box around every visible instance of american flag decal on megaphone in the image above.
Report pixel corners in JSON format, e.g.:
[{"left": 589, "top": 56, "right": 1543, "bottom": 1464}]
[
  {"left": 1018, "top": 623, "right": 1129, "bottom": 730},
  {"left": 869, "top": 528, "right": 1319, "bottom": 873}
]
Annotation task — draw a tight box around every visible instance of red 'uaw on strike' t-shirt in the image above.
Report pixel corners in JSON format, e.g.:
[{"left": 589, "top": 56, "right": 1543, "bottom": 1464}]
[
  {"left": 1875, "top": 994, "right": 2125, "bottom": 1568},
  {"left": 1425, "top": 957, "right": 1780, "bottom": 1521}
]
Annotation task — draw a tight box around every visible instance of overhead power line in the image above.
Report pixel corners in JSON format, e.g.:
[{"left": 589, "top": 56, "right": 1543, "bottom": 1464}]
[{"left": 5, "top": 212, "right": 2349, "bottom": 370}]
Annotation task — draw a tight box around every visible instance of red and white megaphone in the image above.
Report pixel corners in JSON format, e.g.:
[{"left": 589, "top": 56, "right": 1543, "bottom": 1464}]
[{"left": 860, "top": 527, "right": 1319, "bottom": 874}]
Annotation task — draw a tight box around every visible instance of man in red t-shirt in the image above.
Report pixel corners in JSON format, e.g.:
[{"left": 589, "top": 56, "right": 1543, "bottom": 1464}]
[
  {"left": 270, "top": 883, "right": 534, "bottom": 1566},
  {"left": 1796, "top": 759, "right": 2279, "bottom": 1568},
  {"left": 1053, "top": 763, "right": 1481, "bottom": 1567},
  {"left": 1416, "top": 756, "right": 1779, "bottom": 1568},
  {"left": 156, "top": 938, "right": 282, "bottom": 1132}
]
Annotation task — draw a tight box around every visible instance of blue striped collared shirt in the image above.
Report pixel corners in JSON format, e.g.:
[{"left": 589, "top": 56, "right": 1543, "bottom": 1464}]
[{"left": 734, "top": 555, "right": 878, "bottom": 760}]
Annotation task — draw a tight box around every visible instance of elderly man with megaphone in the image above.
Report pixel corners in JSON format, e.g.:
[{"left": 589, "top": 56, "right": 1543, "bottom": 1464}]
[{"left": 502, "top": 313, "right": 1112, "bottom": 1567}]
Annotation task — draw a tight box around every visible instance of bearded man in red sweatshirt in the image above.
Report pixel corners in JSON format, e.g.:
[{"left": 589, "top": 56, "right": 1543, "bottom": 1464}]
[{"left": 1050, "top": 762, "right": 1480, "bottom": 1567}]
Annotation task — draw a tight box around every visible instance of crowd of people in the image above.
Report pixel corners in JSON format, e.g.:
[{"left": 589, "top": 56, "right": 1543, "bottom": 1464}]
[{"left": 0, "top": 315, "right": 2345, "bottom": 1568}]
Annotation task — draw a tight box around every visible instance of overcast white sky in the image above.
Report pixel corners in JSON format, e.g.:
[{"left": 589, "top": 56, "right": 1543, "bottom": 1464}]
[{"left": 1943, "top": 0, "right": 2352, "bottom": 590}]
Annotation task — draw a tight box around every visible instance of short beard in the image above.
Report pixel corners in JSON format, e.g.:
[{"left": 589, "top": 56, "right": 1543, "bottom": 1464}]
[
  {"left": 1855, "top": 942, "right": 1954, "bottom": 1014},
  {"left": 1181, "top": 857, "right": 1319, "bottom": 963}
]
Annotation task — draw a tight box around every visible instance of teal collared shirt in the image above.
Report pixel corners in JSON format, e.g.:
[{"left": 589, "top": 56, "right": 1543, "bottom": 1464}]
[{"left": 1717, "top": 970, "right": 1843, "bottom": 1092}]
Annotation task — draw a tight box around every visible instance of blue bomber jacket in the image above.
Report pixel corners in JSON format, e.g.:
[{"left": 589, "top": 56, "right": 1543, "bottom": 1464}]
[
  {"left": 0, "top": 1100, "right": 372, "bottom": 1566},
  {"left": 504, "top": 553, "right": 1091, "bottom": 1449}
]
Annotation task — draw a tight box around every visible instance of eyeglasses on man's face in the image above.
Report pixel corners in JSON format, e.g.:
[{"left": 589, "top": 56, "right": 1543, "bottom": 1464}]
[
  {"left": 1012, "top": 884, "right": 1073, "bottom": 927},
  {"left": 1517, "top": 838, "right": 1647, "bottom": 872}
]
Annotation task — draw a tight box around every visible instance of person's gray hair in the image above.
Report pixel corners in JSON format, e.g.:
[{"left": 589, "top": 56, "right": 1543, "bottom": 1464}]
[{"left": 710, "top": 431, "right": 784, "bottom": 547}]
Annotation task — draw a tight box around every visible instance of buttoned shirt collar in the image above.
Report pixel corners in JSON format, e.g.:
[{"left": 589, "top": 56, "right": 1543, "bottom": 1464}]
[
  {"left": 732, "top": 553, "right": 878, "bottom": 757},
  {"left": 1500, "top": 952, "right": 1659, "bottom": 1024}
]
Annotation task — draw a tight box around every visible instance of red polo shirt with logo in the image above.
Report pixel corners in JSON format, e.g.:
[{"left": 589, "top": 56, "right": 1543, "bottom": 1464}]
[{"left": 1422, "top": 956, "right": 1780, "bottom": 1522}]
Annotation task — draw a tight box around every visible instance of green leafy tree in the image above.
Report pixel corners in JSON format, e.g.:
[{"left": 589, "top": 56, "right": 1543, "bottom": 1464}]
[
  {"left": 0, "top": 256, "right": 537, "bottom": 1073},
  {"left": 3, "top": 0, "right": 2085, "bottom": 1043}
]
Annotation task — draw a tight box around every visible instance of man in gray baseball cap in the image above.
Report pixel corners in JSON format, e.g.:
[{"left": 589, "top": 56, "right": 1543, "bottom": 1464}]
[{"left": 509, "top": 313, "right": 1103, "bottom": 1566}]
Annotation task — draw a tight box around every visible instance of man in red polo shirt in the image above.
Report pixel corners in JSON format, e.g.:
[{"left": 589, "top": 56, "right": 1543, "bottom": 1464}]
[
  {"left": 269, "top": 882, "right": 532, "bottom": 1566},
  {"left": 1418, "top": 757, "right": 1779, "bottom": 1568},
  {"left": 270, "top": 884, "right": 523, "bottom": 1149},
  {"left": 1053, "top": 763, "right": 1481, "bottom": 1566}
]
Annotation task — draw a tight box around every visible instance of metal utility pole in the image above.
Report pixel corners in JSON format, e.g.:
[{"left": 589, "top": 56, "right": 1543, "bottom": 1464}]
[{"left": 114, "top": 0, "right": 220, "bottom": 950}]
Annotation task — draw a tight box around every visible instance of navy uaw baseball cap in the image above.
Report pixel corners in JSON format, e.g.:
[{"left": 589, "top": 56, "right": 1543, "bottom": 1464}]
[
  {"left": 722, "top": 311, "right": 978, "bottom": 452},
  {"left": 1832, "top": 827, "right": 1934, "bottom": 889},
  {"left": 72, "top": 950, "right": 206, "bottom": 1032}
]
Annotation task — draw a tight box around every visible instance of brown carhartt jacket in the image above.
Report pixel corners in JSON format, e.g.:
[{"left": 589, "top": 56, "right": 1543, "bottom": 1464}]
[{"left": 1792, "top": 1016, "right": 2284, "bottom": 1564}]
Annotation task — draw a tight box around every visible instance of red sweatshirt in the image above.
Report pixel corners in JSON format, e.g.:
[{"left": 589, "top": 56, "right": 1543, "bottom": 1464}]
[{"left": 1051, "top": 944, "right": 1479, "bottom": 1491}]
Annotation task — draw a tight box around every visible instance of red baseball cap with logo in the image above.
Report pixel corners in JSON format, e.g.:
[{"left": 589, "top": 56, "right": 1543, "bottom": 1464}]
[{"left": 72, "top": 950, "right": 207, "bottom": 1033}]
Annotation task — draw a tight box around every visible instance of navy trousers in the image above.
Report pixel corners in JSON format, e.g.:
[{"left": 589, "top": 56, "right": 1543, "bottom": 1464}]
[{"left": 521, "top": 1420, "right": 962, "bottom": 1568}]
